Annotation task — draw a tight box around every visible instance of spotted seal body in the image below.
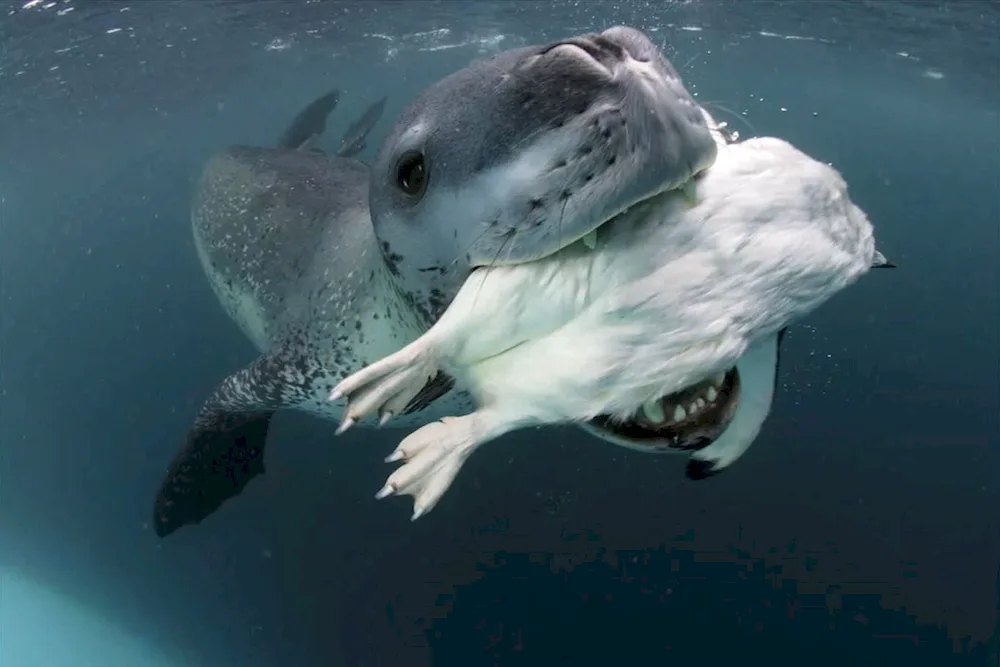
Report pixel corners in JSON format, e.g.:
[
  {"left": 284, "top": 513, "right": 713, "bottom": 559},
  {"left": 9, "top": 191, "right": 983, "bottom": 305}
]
[{"left": 153, "top": 92, "right": 470, "bottom": 538}]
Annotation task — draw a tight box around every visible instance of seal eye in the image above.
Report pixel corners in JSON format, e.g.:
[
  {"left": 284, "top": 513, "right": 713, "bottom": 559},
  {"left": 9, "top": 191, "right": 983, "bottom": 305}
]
[{"left": 395, "top": 151, "right": 427, "bottom": 197}]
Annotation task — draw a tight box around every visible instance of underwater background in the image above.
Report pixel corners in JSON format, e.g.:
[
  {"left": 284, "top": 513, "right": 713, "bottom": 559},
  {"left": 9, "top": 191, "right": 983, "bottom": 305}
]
[{"left": 1, "top": 0, "right": 997, "bottom": 665}]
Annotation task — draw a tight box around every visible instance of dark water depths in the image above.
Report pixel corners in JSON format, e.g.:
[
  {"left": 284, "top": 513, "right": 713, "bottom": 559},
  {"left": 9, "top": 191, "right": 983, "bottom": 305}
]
[{"left": 1, "top": 1, "right": 998, "bottom": 665}]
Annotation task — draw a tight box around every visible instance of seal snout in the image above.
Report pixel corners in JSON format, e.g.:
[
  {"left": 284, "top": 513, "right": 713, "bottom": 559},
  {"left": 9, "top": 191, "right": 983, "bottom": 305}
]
[
  {"left": 548, "top": 34, "right": 626, "bottom": 64},
  {"left": 542, "top": 34, "right": 629, "bottom": 75},
  {"left": 543, "top": 30, "right": 656, "bottom": 72}
]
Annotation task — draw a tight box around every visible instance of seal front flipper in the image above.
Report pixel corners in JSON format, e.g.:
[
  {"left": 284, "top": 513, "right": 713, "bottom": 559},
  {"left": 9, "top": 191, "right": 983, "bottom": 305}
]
[
  {"left": 276, "top": 89, "right": 340, "bottom": 151},
  {"left": 153, "top": 345, "right": 308, "bottom": 538}
]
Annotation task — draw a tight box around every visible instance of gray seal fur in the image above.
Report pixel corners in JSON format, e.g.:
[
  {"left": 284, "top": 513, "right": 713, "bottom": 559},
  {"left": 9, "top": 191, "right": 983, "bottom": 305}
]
[
  {"left": 153, "top": 92, "right": 468, "bottom": 538},
  {"left": 153, "top": 27, "right": 722, "bottom": 537},
  {"left": 369, "top": 25, "right": 719, "bottom": 319}
]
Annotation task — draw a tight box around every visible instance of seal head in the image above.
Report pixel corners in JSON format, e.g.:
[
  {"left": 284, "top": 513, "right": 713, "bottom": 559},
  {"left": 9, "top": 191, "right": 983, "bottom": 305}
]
[{"left": 370, "top": 25, "right": 718, "bottom": 315}]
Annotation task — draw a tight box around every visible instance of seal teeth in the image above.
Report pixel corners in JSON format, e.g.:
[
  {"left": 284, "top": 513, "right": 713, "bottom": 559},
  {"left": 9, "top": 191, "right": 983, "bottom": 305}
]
[
  {"left": 664, "top": 380, "right": 724, "bottom": 419},
  {"left": 642, "top": 398, "right": 666, "bottom": 424},
  {"left": 634, "top": 367, "right": 733, "bottom": 430},
  {"left": 582, "top": 229, "right": 598, "bottom": 250}
]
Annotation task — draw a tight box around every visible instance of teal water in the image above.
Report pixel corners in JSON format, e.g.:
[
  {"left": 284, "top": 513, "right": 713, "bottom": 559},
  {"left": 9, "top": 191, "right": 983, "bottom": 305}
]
[{"left": 1, "top": 1, "right": 997, "bottom": 665}]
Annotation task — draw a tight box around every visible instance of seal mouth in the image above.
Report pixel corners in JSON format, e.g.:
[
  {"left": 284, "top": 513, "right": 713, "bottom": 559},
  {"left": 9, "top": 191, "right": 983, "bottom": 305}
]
[
  {"left": 587, "top": 367, "right": 740, "bottom": 452},
  {"left": 576, "top": 188, "right": 676, "bottom": 251}
]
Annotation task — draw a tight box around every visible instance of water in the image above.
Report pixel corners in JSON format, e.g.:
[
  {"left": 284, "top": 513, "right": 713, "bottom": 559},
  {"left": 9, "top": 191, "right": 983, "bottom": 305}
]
[{"left": 1, "top": 1, "right": 997, "bottom": 665}]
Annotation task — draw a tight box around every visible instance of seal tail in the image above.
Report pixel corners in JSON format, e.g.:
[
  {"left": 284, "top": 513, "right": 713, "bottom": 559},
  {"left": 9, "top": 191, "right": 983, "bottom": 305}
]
[{"left": 153, "top": 345, "right": 306, "bottom": 538}]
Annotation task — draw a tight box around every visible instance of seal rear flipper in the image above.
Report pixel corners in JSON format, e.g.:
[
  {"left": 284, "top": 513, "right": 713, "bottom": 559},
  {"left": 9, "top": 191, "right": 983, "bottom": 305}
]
[
  {"left": 334, "top": 138, "right": 365, "bottom": 159},
  {"left": 153, "top": 347, "right": 306, "bottom": 538},
  {"left": 335, "top": 96, "right": 388, "bottom": 158},
  {"left": 276, "top": 89, "right": 340, "bottom": 150}
]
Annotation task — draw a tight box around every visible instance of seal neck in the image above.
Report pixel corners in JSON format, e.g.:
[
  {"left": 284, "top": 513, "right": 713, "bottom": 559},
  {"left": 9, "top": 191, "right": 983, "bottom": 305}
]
[{"left": 378, "top": 247, "right": 470, "bottom": 329}]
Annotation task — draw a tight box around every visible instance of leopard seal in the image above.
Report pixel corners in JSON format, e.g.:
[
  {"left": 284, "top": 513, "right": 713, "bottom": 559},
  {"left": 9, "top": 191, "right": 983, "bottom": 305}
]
[
  {"left": 153, "top": 25, "right": 722, "bottom": 537},
  {"left": 330, "top": 87, "right": 896, "bottom": 519},
  {"left": 368, "top": 25, "right": 717, "bottom": 318}
]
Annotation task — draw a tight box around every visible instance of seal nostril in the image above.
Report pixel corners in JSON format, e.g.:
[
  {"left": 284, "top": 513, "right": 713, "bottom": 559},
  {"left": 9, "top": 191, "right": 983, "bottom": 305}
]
[
  {"left": 544, "top": 35, "right": 625, "bottom": 68},
  {"left": 628, "top": 48, "right": 651, "bottom": 63},
  {"left": 590, "top": 35, "right": 626, "bottom": 61},
  {"left": 599, "top": 32, "right": 650, "bottom": 63}
]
